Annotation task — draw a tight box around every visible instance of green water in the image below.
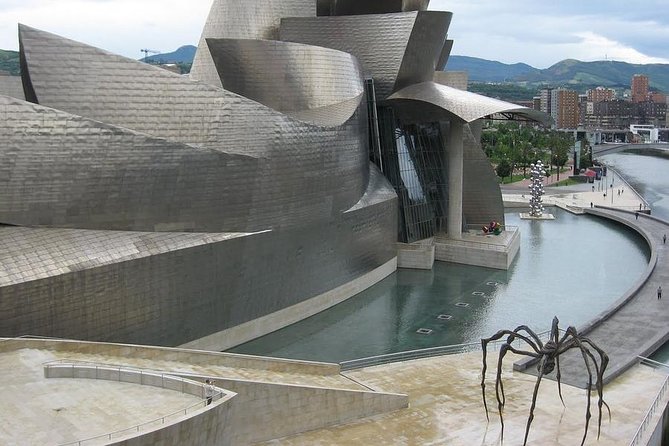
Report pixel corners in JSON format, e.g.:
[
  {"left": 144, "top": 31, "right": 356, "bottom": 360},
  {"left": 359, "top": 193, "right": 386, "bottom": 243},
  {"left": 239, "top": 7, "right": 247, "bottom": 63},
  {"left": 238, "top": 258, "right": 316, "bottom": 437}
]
[{"left": 230, "top": 208, "right": 649, "bottom": 363}]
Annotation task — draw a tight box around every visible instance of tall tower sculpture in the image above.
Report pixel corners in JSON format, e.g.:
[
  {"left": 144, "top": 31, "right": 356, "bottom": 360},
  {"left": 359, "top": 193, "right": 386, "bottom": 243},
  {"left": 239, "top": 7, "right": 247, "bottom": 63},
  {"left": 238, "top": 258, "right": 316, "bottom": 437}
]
[{"left": 528, "top": 161, "right": 546, "bottom": 217}]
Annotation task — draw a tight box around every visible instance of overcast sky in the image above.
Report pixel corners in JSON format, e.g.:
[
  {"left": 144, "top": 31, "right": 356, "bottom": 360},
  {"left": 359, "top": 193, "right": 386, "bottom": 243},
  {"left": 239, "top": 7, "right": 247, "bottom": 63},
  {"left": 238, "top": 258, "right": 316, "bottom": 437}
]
[{"left": 2, "top": 0, "right": 669, "bottom": 68}]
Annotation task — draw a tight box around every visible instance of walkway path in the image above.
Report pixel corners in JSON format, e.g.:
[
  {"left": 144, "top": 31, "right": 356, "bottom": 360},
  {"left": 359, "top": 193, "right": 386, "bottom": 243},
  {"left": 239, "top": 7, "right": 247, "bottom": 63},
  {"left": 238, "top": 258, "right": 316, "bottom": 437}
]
[{"left": 517, "top": 207, "right": 669, "bottom": 388}]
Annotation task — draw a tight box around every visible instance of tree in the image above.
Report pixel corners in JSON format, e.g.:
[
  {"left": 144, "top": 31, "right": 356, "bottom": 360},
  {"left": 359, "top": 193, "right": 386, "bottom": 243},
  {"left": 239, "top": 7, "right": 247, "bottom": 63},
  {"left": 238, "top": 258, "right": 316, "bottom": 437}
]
[
  {"left": 496, "top": 159, "right": 512, "bottom": 181},
  {"left": 549, "top": 131, "right": 573, "bottom": 181}
]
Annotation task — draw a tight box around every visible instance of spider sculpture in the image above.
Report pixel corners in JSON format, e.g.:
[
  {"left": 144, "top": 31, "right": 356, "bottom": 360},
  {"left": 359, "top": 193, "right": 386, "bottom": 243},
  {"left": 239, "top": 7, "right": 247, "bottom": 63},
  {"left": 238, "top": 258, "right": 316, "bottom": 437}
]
[{"left": 480, "top": 317, "right": 610, "bottom": 446}]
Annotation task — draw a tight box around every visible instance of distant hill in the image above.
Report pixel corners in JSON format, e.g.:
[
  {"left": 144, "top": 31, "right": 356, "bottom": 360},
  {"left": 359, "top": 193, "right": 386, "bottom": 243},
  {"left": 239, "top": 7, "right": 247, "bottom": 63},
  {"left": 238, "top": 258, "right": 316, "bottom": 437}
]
[
  {"left": 143, "top": 45, "right": 197, "bottom": 64},
  {"left": 446, "top": 55, "right": 669, "bottom": 94},
  {"left": 445, "top": 55, "right": 539, "bottom": 83},
  {"left": 518, "top": 59, "right": 669, "bottom": 92},
  {"left": 0, "top": 49, "right": 20, "bottom": 75}
]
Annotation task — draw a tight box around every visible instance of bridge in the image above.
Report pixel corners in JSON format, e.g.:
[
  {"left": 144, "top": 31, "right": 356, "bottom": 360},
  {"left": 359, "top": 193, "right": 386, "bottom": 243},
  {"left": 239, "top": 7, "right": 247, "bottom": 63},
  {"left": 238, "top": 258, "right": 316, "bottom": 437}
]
[
  {"left": 593, "top": 142, "right": 669, "bottom": 156},
  {"left": 516, "top": 207, "right": 669, "bottom": 388}
]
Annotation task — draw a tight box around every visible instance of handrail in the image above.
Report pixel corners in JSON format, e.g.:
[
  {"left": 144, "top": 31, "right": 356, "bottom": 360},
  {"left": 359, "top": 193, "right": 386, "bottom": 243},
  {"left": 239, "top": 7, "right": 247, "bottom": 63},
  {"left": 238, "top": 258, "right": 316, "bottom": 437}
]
[
  {"left": 43, "top": 360, "right": 226, "bottom": 446},
  {"left": 340, "top": 329, "right": 555, "bottom": 371},
  {"left": 601, "top": 164, "right": 651, "bottom": 210},
  {"left": 628, "top": 356, "right": 669, "bottom": 446}
]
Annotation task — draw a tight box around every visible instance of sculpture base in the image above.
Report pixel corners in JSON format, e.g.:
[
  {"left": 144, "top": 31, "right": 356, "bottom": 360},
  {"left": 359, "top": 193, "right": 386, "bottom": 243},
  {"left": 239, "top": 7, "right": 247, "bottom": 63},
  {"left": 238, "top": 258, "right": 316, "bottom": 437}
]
[{"left": 519, "top": 213, "right": 555, "bottom": 220}]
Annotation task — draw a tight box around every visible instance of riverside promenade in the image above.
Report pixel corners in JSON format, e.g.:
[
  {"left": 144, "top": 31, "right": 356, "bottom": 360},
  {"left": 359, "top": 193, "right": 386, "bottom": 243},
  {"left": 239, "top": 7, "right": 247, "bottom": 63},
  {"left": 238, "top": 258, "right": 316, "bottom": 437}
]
[
  {"left": 504, "top": 168, "right": 668, "bottom": 388},
  {"left": 516, "top": 206, "right": 669, "bottom": 388}
]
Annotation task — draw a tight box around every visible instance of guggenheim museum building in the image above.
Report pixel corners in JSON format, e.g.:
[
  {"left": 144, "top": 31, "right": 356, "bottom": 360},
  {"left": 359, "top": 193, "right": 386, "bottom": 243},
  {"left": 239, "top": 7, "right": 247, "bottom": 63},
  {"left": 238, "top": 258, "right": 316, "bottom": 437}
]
[{"left": 0, "top": 0, "right": 548, "bottom": 351}]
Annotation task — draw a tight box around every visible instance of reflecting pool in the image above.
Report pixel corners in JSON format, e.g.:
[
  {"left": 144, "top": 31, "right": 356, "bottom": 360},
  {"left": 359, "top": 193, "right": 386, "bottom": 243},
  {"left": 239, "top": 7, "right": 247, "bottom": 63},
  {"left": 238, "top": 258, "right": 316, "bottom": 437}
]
[{"left": 229, "top": 208, "right": 649, "bottom": 363}]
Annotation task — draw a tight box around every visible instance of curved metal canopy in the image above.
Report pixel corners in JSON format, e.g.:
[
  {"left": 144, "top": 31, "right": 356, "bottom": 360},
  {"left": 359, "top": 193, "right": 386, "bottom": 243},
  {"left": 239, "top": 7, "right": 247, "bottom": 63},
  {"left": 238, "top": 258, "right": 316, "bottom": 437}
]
[{"left": 387, "top": 81, "right": 553, "bottom": 126}]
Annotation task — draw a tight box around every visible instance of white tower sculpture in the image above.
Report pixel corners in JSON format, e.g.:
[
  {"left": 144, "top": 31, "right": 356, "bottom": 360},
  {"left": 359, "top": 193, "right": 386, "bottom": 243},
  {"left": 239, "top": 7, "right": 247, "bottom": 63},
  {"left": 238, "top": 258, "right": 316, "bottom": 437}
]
[{"left": 528, "top": 161, "right": 546, "bottom": 217}]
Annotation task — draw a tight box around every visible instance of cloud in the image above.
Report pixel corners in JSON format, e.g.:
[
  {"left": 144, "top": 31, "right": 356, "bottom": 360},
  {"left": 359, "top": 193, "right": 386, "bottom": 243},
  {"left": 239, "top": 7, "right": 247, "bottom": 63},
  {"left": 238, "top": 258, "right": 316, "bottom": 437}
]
[
  {"left": 0, "top": 0, "right": 211, "bottom": 56},
  {"left": 429, "top": 0, "right": 669, "bottom": 67},
  {"left": 567, "top": 32, "right": 669, "bottom": 65}
]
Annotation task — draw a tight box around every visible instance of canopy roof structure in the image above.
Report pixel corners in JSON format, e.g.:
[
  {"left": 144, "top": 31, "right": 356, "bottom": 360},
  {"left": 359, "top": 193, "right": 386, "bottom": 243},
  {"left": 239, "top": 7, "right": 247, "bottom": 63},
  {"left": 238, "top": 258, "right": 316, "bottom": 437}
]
[{"left": 387, "top": 81, "right": 553, "bottom": 126}]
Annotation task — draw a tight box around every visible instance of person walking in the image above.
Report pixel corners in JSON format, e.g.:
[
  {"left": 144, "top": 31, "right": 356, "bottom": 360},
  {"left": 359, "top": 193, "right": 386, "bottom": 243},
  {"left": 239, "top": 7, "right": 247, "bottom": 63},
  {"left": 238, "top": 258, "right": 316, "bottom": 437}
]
[
  {"left": 663, "top": 234, "right": 666, "bottom": 244},
  {"left": 635, "top": 212, "right": 639, "bottom": 220},
  {"left": 204, "top": 379, "right": 216, "bottom": 405},
  {"left": 658, "top": 286, "right": 662, "bottom": 300}
]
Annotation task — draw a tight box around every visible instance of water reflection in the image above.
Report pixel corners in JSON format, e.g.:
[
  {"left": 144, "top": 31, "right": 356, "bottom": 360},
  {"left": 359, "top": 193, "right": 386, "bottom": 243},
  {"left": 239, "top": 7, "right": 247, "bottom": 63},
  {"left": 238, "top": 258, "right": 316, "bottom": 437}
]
[{"left": 230, "top": 208, "right": 649, "bottom": 363}]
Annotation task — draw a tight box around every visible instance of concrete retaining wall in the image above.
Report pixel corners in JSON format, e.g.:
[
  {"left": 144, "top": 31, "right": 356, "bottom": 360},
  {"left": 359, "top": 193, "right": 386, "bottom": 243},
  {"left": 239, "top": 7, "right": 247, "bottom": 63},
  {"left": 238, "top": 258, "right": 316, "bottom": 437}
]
[
  {"left": 209, "top": 378, "right": 408, "bottom": 445},
  {"left": 45, "top": 363, "right": 237, "bottom": 446}
]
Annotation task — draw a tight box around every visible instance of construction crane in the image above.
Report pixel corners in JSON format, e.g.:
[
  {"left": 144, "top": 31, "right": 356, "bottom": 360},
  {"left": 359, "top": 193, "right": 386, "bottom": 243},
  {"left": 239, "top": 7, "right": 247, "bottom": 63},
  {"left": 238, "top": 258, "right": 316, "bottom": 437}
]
[{"left": 140, "top": 48, "right": 161, "bottom": 62}]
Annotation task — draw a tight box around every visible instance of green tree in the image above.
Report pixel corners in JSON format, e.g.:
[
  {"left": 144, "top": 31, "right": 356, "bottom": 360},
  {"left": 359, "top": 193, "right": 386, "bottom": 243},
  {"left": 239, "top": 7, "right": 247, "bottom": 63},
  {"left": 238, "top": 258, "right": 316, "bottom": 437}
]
[
  {"left": 548, "top": 131, "right": 573, "bottom": 181},
  {"left": 495, "top": 159, "right": 512, "bottom": 180}
]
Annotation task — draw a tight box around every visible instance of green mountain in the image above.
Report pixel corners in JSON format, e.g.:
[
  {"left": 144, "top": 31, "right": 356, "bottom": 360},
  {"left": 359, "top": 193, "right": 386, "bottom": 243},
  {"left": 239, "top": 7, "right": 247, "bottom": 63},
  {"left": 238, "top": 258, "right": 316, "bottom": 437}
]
[
  {"left": 445, "top": 55, "right": 539, "bottom": 82},
  {"left": 518, "top": 59, "right": 669, "bottom": 92},
  {"left": 0, "top": 49, "right": 20, "bottom": 75},
  {"left": 447, "top": 55, "right": 669, "bottom": 95}
]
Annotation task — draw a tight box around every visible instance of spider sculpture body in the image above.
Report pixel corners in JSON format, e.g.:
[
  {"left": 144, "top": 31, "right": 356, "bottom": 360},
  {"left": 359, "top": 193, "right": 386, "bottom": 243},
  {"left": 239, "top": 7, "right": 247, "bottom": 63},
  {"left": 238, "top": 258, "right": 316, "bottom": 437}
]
[{"left": 480, "top": 317, "right": 610, "bottom": 445}]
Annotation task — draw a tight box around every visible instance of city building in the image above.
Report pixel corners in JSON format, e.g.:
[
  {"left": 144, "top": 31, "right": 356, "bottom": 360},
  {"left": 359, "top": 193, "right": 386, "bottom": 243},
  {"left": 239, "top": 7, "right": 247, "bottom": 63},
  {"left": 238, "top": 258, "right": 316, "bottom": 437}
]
[
  {"left": 587, "top": 86, "right": 615, "bottom": 103},
  {"left": 631, "top": 74, "right": 649, "bottom": 103},
  {"left": 551, "top": 88, "right": 579, "bottom": 129}
]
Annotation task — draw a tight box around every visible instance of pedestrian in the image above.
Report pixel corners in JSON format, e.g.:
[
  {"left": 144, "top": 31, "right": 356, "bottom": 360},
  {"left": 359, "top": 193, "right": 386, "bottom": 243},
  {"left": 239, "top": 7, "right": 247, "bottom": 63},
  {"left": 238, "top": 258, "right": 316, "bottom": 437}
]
[
  {"left": 592, "top": 185, "right": 595, "bottom": 192},
  {"left": 617, "top": 189, "right": 620, "bottom": 196},
  {"left": 204, "top": 379, "right": 216, "bottom": 405},
  {"left": 640, "top": 203, "right": 642, "bottom": 210},
  {"left": 590, "top": 202, "right": 593, "bottom": 208},
  {"left": 635, "top": 212, "right": 639, "bottom": 220},
  {"left": 664, "top": 234, "right": 666, "bottom": 244},
  {"left": 658, "top": 286, "right": 662, "bottom": 300}
]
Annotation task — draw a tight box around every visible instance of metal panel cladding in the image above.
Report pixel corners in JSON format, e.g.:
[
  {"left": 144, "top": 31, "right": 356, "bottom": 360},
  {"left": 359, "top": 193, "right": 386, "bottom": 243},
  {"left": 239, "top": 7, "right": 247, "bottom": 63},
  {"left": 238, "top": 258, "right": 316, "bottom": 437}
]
[
  {"left": 190, "top": 0, "right": 316, "bottom": 88},
  {"left": 206, "top": 38, "right": 364, "bottom": 125},
  {"left": 280, "top": 12, "right": 452, "bottom": 100},
  {"left": 317, "top": 0, "right": 430, "bottom": 16},
  {"left": 18, "top": 26, "right": 370, "bottom": 232}
]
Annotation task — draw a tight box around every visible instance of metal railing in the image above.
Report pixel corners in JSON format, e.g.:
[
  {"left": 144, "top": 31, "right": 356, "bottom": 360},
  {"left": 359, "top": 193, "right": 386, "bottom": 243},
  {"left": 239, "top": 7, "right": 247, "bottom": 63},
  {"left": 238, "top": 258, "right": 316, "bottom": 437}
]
[
  {"left": 43, "top": 360, "right": 226, "bottom": 446},
  {"left": 628, "top": 357, "right": 669, "bottom": 446},
  {"left": 340, "top": 329, "right": 553, "bottom": 371},
  {"left": 601, "top": 165, "right": 651, "bottom": 210}
]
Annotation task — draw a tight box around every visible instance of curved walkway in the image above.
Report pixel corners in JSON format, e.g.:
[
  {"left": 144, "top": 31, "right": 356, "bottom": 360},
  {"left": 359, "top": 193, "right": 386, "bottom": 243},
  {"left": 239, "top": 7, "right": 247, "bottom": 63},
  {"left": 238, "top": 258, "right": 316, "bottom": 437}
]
[{"left": 518, "top": 207, "right": 669, "bottom": 388}]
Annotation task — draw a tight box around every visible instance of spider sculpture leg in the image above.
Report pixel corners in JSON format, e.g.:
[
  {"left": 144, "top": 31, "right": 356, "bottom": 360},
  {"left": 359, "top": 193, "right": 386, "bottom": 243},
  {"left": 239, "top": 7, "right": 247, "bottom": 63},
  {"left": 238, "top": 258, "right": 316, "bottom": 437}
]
[
  {"left": 550, "top": 317, "right": 568, "bottom": 406},
  {"left": 522, "top": 356, "right": 550, "bottom": 446},
  {"left": 481, "top": 329, "right": 541, "bottom": 441},
  {"left": 481, "top": 329, "right": 542, "bottom": 418},
  {"left": 558, "top": 328, "right": 610, "bottom": 444}
]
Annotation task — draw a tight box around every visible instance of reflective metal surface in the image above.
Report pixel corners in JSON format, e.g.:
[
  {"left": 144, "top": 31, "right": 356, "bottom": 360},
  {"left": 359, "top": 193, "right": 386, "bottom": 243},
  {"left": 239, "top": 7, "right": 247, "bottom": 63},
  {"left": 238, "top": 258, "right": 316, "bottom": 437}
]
[
  {"left": 190, "top": 0, "right": 316, "bottom": 88},
  {"left": 1, "top": 13, "right": 399, "bottom": 346},
  {"left": 387, "top": 81, "right": 553, "bottom": 124},
  {"left": 17, "top": 25, "right": 371, "bottom": 233},
  {"left": 281, "top": 12, "right": 452, "bottom": 100},
  {"left": 206, "top": 38, "right": 364, "bottom": 125},
  {"left": 317, "top": 0, "right": 430, "bottom": 16},
  {"left": 0, "top": 75, "right": 23, "bottom": 100}
]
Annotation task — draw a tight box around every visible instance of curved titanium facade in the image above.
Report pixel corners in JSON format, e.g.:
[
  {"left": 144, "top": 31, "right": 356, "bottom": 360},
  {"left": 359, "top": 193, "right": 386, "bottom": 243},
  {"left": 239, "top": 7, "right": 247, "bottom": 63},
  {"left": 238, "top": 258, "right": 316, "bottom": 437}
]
[
  {"left": 461, "top": 123, "right": 505, "bottom": 227},
  {"left": 190, "top": 0, "right": 316, "bottom": 88},
  {"left": 280, "top": 11, "right": 452, "bottom": 100},
  {"left": 0, "top": 168, "right": 396, "bottom": 346},
  {"left": 18, "top": 26, "right": 370, "bottom": 233},
  {"left": 1, "top": 13, "right": 400, "bottom": 346},
  {"left": 206, "top": 38, "right": 364, "bottom": 124},
  {"left": 317, "top": 0, "right": 430, "bottom": 16},
  {"left": 387, "top": 81, "right": 552, "bottom": 125}
]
